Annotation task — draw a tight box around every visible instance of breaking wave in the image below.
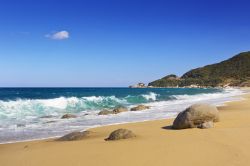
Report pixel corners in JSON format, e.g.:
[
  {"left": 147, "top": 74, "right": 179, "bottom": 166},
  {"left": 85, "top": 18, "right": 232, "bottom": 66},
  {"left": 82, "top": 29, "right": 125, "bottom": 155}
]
[{"left": 0, "top": 92, "right": 159, "bottom": 120}]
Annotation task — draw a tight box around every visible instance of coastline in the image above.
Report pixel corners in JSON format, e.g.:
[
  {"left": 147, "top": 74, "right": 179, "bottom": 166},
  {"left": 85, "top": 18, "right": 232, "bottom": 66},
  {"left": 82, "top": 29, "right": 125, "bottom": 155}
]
[
  {"left": 1, "top": 91, "right": 250, "bottom": 166},
  {"left": 0, "top": 87, "right": 245, "bottom": 144}
]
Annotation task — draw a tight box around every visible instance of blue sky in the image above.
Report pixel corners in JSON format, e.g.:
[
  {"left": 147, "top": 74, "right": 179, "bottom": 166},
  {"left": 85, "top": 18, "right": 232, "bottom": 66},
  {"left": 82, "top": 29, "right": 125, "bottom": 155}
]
[{"left": 0, "top": 0, "right": 250, "bottom": 87}]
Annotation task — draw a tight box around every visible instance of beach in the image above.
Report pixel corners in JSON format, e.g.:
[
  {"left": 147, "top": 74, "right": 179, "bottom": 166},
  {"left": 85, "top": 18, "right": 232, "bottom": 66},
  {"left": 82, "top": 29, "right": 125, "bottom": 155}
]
[
  {"left": 0, "top": 87, "right": 240, "bottom": 143},
  {"left": 0, "top": 93, "right": 250, "bottom": 166}
]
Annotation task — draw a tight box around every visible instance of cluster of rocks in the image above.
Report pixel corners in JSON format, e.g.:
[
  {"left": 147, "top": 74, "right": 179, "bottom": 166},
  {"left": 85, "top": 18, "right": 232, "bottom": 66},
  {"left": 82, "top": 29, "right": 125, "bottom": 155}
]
[
  {"left": 98, "top": 105, "right": 151, "bottom": 115},
  {"left": 56, "top": 103, "right": 219, "bottom": 142},
  {"left": 40, "top": 105, "right": 151, "bottom": 125},
  {"left": 57, "top": 128, "right": 136, "bottom": 142}
]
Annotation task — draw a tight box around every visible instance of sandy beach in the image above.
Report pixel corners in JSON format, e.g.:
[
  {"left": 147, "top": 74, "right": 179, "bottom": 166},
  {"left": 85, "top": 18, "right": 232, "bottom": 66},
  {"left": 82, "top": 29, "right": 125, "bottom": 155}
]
[{"left": 1, "top": 93, "right": 250, "bottom": 166}]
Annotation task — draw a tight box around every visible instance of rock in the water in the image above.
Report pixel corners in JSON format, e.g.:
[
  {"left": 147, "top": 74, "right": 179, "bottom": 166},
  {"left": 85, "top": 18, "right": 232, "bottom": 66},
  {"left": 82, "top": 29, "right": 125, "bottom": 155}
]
[
  {"left": 16, "top": 124, "right": 26, "bottom": 127},
  {"left": 45, "top": 121, "right": 56, "bottom": 124},
  {"left": 112, "top": 106, "right": 128, "bottom": 114},
  {"left": 98, "top": 107, "right": 129, "bottom": 115},
  {"left": 40, "top": 115, "right": 53, "bottom": 118},
  {"left": 105, "top": 129, "right": 136, "bottom": 141},
  {"left": 130, "top": 105, "right": 150, "bottom": 111},
  {"left": 98, "top": 109, "right": 114, "bottom": 115},
  {"left": 57, "top": 131, "right": 91, "bottom": 141},
  {"left": 172, "top": 104, "right": 219, "bottom": 129},
  {"left": 61, "top": 114, "right": 77, "bottom": 119}
]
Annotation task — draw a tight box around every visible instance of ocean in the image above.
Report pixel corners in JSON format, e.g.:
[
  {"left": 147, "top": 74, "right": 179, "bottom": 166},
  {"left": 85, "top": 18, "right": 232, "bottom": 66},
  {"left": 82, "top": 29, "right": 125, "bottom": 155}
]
[{"left": 0, "top": 87, "right": 244, "bottom": 144}]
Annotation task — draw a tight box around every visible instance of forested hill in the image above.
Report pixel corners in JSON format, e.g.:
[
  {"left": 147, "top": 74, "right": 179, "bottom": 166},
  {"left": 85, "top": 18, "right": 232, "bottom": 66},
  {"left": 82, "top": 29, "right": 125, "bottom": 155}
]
[{"left": 148, "top": 51, "right": 250, "bottom": 87}]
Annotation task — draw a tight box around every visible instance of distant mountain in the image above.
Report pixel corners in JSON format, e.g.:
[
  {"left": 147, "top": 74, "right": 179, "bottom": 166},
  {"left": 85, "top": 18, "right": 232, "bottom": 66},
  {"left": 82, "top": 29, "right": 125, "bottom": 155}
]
[{"left": 148, "top": 51, "right": 250, "bottom": 87}]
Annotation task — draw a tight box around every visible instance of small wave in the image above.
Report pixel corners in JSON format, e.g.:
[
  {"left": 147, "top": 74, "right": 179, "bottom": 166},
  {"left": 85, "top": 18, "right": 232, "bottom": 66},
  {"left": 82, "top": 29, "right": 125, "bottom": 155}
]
[{"left": 171, "top": 88, "right": 243, "bottom": 101}]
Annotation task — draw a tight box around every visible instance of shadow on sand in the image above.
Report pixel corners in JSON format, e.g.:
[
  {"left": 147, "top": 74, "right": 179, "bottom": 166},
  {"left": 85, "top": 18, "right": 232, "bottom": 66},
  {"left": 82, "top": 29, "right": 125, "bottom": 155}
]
[{"left": 161, "top": 125, "right": 174, "bottom": 130}]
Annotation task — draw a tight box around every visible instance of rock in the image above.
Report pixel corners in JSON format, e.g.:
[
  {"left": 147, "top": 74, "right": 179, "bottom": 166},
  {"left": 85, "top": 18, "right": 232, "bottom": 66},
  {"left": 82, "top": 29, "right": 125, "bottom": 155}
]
[
  {"left": 130, "top": 105, "right": 150, "bottom": 111},
  {"left": 40, "top": 115, "right": 53, "bottom": 118},
  {"left": 105, "top": 129, "right": 136, "bottom": 141},
  {"left": 16, "top": 124, "right": 26, "bottom": 127},
  {"left": 45, "top": 121, "right": 56, "bottom": 124},
  {"left": 57, "top": 131, "right": 91, "bottom": 141},
  {"left": 98, "top": 109, "right": 114, "bottom": 115},
  {"left": 61, "top": 114, "right": 77, "bottom": 119},
  {"left": 112, "top": 106, "right": 128, "bottom": 114},
  {"left": 129, "top": 83, "right": 146, "bottom": 88},
  {"left": 239, "top": 81, "right": 250, "bottom": 87},
  {"left": 98, "top": 106, "right": 128, "bottom": 115},
  {"left": 172, "top": 103, "right": 219, "bottom": 129},
  {"left": 198, "top": 121, "right": 214, "bottom": 129}
]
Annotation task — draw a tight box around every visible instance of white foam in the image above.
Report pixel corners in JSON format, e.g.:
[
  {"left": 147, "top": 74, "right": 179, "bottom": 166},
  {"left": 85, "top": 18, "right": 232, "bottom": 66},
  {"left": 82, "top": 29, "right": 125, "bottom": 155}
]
[
  {"left": 142, "top": 92, "right": 158, "bottom": 101},
  {"left": 37, "top": 97, "right": 77, "bottom": 109}
]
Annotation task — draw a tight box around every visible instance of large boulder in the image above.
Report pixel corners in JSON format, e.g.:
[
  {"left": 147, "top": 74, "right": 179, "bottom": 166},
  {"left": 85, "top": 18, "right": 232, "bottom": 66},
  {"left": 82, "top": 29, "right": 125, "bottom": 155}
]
[
  {"left": 112, "top": 106, "right": 128, "bottom": 114},
  {"left": 98, "top": 109, "right": 114, "bottom": 115},
  {"left": 61, "top": 114, "right": 77, "bottom": 119},
  {"left": 130, "top": 105, "right": 150, "bottom": 111},
  {"left": 172, "top": 104, "right": 219, "bottom": 129},
  {"left": 105, "top": 129, "right": 136, "bottom": 141},
  {"left": 57, "top": 131, "right": 91, "bottom": 141}
]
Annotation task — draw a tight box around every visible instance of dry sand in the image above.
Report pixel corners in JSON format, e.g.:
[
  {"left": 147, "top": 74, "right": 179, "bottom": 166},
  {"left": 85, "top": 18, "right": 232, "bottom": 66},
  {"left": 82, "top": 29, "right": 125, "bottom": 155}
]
[{"left": 1, "top": 94, "right": 250, "bottom": 166}]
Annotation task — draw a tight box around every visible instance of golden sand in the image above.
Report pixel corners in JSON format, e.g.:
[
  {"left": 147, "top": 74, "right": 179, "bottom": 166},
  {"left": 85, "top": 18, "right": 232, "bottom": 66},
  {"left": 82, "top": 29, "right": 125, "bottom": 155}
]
[{"left": 1, "top": 94, "right": 250, "bottom": 166}]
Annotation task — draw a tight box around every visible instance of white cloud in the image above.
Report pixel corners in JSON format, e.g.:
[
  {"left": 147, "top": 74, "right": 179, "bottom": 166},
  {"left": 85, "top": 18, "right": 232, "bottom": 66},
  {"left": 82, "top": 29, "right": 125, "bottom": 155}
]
[{"left": 46, "top": 30, "right": 69, "bottom": 40}]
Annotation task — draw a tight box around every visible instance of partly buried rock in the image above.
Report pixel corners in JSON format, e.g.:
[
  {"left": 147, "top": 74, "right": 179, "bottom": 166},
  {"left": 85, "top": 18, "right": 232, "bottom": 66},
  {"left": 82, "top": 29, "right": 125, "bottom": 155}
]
[
  {"left": 98, "top": 109, "right": 114, "bottom": 115},
  {"left": 57, "top": 131, "right": 91, "bottom": 141},
  {"left": 61, "top": 114, "right": 77, "bottom": 119},
  {"left": 112, "top": 106, "right": 128, "bottom": 114},
  {"left": 130, "top": 105, "right": 150, "bottom": 111},
  {"left": 105, "top": 129, "right": 136, "bottom": 141},
  {"left": 198, "top": 121, "right": 214, "bottom": 129},
  {"left": 172, "top": 103, "right": 219, "bottom": 129}
]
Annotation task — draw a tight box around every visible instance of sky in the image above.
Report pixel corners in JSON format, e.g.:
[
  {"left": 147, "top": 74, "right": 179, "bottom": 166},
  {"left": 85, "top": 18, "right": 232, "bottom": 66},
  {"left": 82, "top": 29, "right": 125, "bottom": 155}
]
[{"left": 0, "top": 0, "right": 250, "bottom": 87}]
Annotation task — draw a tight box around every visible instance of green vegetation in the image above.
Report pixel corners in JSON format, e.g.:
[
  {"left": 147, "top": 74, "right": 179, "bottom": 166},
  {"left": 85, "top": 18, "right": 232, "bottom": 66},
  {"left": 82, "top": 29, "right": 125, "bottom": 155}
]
[{"left": 148, "top": 51, "right": 250, "bottom": 87}]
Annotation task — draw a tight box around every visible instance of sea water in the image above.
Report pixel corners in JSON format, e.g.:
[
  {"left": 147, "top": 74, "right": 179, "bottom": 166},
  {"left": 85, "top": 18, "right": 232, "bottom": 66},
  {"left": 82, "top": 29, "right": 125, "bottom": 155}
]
[{"left": 0, "top": 87, "right": 245, "bottom": 143}]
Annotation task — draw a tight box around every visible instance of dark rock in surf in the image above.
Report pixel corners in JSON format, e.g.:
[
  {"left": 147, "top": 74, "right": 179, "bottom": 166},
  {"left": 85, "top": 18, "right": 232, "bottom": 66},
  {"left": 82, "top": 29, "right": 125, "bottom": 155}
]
[
  {"left": 130, "top": 105, "right": 150, "bottom": 111},
  {"left": 98, "top": 109, "right": 114, "bottom": 115},
  {"left": 40, "top": 115, "right": 54, "bottom": 118},
  {"left": 61, "top": 114, "right": 77, "bottom": 119},
  {"left": 112, "top": 106, "right": 128, "bottom": 114}
]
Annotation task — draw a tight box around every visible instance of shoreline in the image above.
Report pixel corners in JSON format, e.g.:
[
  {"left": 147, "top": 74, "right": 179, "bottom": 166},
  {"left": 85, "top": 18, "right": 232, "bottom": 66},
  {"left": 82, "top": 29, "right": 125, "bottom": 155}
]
[
  {"left": 1, "top": 92, "right": 250, "bottom": 166},
  {"left": 0, "top": 88, "right": 246, "bottom": 145},
  {"left": 0, "top": 87, "right": 248, "bottom": 145}
]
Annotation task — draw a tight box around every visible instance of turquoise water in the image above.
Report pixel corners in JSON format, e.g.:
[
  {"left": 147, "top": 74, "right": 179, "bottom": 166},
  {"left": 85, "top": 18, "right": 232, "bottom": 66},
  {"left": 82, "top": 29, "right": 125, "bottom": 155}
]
[
  {"left": 0, "top": 87, "right": 223, "bottom": 112},
  {"left": 0, "top": 88, "right": 243, "bottom": 143}
]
